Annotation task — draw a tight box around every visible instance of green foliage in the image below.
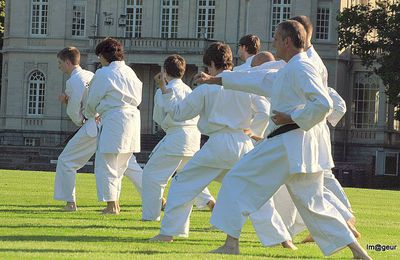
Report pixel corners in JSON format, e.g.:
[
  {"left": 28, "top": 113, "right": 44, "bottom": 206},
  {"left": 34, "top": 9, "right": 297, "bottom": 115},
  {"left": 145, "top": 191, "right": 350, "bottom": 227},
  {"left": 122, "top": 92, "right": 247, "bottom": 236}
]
[
  {"left": 337, "top": 1, "right": 400, "bottom": 108},
  {"left": 0, "top": 169, "right": 400, "bottom": 259},
  {"left": 0, "top": 0, "right": 4, "bottom": 34}
]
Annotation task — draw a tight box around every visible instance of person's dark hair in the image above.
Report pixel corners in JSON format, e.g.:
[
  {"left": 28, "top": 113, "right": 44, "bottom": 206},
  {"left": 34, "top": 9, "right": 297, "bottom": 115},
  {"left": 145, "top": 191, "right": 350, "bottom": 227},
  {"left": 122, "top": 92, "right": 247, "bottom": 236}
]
[
  {"left": 203, "top": 42, "right": 233, "bottom": 70},
  {"left": 238, "top": 34, "right": 260, "bottom": 55},
  {"left": 164, "top": 54, "right": 186, "bottom": 78},
  {"left": 290, "top": 15, "right": 313, "bottom": 39},
  {"left": 95, "top": 38, "right": 124, "bottom": 63},
  {"left": 57, "top": 47, "right": 80, "bottom": 65},
  {"left": 277, "top": 20, "right": 306, "bottom": 49}
]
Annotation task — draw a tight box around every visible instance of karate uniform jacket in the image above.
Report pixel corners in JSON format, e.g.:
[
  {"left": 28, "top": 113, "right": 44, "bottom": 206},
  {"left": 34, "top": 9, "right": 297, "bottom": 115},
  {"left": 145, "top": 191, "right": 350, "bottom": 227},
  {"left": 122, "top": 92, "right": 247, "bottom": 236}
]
[
  {"left": 85, "top": 61, "right": 142, "bottom": 153},
  {"left": 222, "top": 52, "right": 333, "bottom": 173},
  {"left": 152, "top": 78, "right": 200, "bottom": 156},
  {"left": 65, "top": 67, "right": 97, "bottom": 137}
]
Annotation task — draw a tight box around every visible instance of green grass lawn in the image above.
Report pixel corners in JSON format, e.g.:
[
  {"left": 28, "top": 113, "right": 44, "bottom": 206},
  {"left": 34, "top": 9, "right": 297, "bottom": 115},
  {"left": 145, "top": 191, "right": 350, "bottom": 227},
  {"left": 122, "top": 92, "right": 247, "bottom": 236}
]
[{"left": 0, "top": 169, "right": 399, "bottom": 259}]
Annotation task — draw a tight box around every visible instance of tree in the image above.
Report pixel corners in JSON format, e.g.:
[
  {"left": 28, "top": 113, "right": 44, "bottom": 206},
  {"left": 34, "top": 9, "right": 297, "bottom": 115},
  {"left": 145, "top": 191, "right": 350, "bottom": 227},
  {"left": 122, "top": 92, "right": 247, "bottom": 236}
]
[
  {"left": 0, "top": 0, "right": 4, "bottom": 35},
  {"left": 337, "top": 1, "right": 400, "bottom": 108}
]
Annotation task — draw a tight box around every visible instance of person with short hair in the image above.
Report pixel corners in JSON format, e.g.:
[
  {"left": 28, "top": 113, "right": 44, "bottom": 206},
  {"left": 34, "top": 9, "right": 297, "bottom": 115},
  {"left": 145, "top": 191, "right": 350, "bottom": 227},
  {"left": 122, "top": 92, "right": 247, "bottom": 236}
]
[
  {"left": 85, "top": 38, "right": 142, "bottom": 214},
  {"left": 290, "top": 15, "right": 357, "bottom": 243},
  {"left": 234, "top": 34, "right": 261, "bottom": 71},
  {"left": 195, "top": 21, "right": 370, "bottom": 259},
  {"left": 150, "top": 42, "right": 269, "bottom": 243},
  {"left": 54, "top": 46, "right": 96, "bottom": 212},
  {"left": 141, "top": 54, "right": 215, "bottom": 221}
]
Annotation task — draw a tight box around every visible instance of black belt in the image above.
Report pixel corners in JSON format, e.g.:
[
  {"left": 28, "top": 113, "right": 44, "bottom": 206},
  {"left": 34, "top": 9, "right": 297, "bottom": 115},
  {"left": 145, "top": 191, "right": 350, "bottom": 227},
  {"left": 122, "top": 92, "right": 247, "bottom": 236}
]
[{"left": 267, "top": 123, "right": 300, "bottom": 139}]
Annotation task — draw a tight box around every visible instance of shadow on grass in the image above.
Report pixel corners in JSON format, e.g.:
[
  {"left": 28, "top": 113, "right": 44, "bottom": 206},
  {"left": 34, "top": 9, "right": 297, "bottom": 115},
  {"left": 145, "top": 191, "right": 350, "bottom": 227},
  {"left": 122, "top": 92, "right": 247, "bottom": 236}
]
[
  {"left": 0, "top": 224, "right": 160, "bottom": 231},
  {"left": 0, "top": 235, "right": 150, "bottom": 243},
  {"left": 0, "top": 248, "right": 90, "bottom": 253},
  {"left": 0, "top": 248, "right": 180, "bottom": 255}
]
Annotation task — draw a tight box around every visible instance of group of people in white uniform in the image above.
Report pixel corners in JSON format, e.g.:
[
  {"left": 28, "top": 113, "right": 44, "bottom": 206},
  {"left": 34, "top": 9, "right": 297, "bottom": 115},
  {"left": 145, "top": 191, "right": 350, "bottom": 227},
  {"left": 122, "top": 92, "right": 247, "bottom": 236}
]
[{"left": 53, "top": 16, "right": 371, "bottom": 259}]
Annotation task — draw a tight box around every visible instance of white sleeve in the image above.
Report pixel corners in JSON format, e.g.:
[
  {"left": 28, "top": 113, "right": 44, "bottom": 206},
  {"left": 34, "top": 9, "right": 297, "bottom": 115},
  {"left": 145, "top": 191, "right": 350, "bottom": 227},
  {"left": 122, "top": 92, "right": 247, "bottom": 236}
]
[
  {"left": 327, "top": 87, "right": 346, "bottom": 127},
  {"left": 163, "top": 86, "right": 206, "bottom": 122},
  {"left": 152, "top": 89, "right": 165, "bottom": 126},
  {"left": 65, "top": 80, "right": 85, "bottom": 126},
  {"left": 290, "top": 66, "right": 333, "bottom": 131},
  {"left": 221, "top": 70, "right": 278, "bottom": 97},
  {"left": 250, "top": 95, "right": 270, "bottom": 137},
  {"left": 84, "top": 71, "right": 107, "bottom": 118}
]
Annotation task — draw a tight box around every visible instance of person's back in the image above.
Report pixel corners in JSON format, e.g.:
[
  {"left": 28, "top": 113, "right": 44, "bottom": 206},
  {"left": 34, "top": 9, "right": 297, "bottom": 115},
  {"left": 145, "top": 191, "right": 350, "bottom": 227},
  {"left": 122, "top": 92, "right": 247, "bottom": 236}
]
[
  {"left": 91, "top": 61, "right": 142, "bottom": 115},
  {"left": 142, "top": 55, "right": 214, "bottom": 222}
]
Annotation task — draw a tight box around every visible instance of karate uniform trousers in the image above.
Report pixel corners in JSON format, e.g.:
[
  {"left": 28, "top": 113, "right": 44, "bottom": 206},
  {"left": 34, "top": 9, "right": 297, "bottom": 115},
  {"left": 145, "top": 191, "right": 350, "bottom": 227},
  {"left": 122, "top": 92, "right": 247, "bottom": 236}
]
[{"left": 160, "top": 129, "right": 292, "bottom": 246}]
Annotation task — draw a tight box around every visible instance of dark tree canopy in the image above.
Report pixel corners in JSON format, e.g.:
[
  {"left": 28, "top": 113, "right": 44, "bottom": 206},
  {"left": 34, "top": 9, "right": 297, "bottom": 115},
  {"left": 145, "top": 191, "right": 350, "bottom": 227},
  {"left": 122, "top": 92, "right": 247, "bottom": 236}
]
[{"left": 337, "top": 0, "right": 400, "bottom": 107}]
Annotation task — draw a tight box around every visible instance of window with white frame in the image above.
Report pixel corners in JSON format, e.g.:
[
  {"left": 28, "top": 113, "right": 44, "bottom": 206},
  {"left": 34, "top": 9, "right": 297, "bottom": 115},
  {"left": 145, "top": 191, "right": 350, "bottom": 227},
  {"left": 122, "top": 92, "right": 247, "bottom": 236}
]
[
  {"left": 352, "top": 72, "right": 380, "bottom": 129},
  {"left": 125, "top": 0, "right": 143, "bottom": 37},
  {"left": 24, "top": 137, "right": 40, "bottom": 147},
  {"left": 197, "top": 0, "right": 215, "bottom": 39},
  {"left": 270, "top": 0, "right": 291, "bottom": 39},
  {"left": 316, "top": 3, "right": 330, "bottom": 40},
  {"left": 31, "top": 0, "right": 48, "bottom": 35},
  {"left": 161, "top": 0, "right": 179, "bottom": 38},
  {"left": 27, "top": 71, "right": 46, "bottom": 116},
  {"left": 72, "top": 2, "right": 86, "bottom": 37}
]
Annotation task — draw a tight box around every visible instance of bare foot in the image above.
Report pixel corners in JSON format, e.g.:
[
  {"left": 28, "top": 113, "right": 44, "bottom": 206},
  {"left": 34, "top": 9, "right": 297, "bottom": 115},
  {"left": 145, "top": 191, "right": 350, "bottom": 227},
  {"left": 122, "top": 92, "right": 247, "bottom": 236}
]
[
  {"left": 149, "top": 234, "right": 173, "bottom": 242},
  {"left": 101, "top": 207, "right": 119, "bottom": 215},
  {"left": 207, "top": 199, "right": 216, "bottom": 211},
  {"left": 210, "top": 245, "right": 239, "bottom": 255},
  {"left": 347, "top": 220, "right": 361, "bottom": 239},
  {"left": 281, "top": 240, "right": 298, "bottom": 250},
  {"left": 161, "top": 197, "right": 167, "bottom": 211},
  {"left": 63, "top": 202, "right": 77, "bottom": 212},
  {"left": 348, "top": 242, "right": 372, "bottom": 260},
  {"left": 101, "top": 201, "right": 119, "bottom": 215},
  {"left": 302, "top": 233, "right": 314, "bottom": 243}
]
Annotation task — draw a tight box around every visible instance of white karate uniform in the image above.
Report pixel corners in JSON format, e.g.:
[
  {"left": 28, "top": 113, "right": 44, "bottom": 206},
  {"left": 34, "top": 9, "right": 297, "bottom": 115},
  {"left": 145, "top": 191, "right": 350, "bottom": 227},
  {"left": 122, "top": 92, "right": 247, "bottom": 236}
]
[
  {"left": 307, "top": 46, "right": 352, "bottom": 210},
  {"left": 233, "top": 55, "right": 254, "bottom": 72},
  {"left": 235, "top": 63, "right": 297, "bottom": 245},
  {"left": 210, "top": 52, "right": 356, "bottom": 256},
  {"left": 85, "top": 60, "right": 142, "bottom": 202},
  {"left": 158, "top": 73, "right": 291, "bottom": 245},
  {"left": 123, "top": 154, "right": 143, "bottom": 195},
  {"left": 141, "top": 78, "right": 214, "bottom": 221},
  {"left": 54, "top": 67, "right": 97, "bottom": 202}
]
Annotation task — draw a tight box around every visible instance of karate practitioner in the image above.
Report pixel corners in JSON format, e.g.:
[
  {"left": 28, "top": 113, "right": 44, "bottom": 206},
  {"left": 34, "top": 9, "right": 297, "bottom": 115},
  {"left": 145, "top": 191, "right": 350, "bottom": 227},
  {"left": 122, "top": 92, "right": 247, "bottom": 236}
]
[
  {"left": 233, "top": 49, "right": 299, "bottom": 249},
  {"left": 53, "top": 47, "right": 96, "bottom": 212},
  {"left": 85, "top": 38, "right": 142, "bottom": 215},
  {"left": 195, "top": 21, "right": 370, "bottom": 259},
  {"left": 290, "top": 15, "right": 357, "bottom": 243},
  {"left": 234, "top": 34, "right": 260, "bottom": 72},
  {"left": 251, "top": 49, "right": 360, "bottom": 241},
  {"left": 142, "top": 54, "right": 215, "bottom": 221},
  {"left": 150, "top": 43, "right": 294, "bottom": 249}
]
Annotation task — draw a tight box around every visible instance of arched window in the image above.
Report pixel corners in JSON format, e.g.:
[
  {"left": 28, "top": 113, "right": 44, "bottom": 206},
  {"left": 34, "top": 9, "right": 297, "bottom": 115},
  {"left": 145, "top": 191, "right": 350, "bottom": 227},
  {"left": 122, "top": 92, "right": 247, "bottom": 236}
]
[{"left": 27, "top": 71, "right": 46, "bottom": 115}]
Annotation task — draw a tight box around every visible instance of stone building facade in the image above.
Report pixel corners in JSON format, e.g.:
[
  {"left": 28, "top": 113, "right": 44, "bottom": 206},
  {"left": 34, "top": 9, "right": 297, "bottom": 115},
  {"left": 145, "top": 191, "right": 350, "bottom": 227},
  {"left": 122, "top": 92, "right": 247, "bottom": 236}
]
[{"left": 0, "top": 0, "right": 399, "bottom": 181}]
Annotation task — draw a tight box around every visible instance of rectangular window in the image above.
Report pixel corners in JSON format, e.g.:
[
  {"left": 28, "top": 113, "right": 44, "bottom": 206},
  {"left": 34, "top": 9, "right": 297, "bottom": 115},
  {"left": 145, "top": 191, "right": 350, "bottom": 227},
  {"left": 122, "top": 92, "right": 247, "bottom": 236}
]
[
  {"left": 385, "top": 152, "right": 399, "bottom": 176},
  {"left": 352, "top": 72, "right": 380, "bottom": 129},
  {"left": 161, "top": 0, "right": 179, "bottom": 38},
  {"left": 197, "top": 0, "right": 215, "bottom": 39},
  {"left": 72, "top": 3, "right": 86, "bottom": 37},
  {"left": 31, "top": 0, "right": 48, "bottom": 35},
  {"left": 125, "top": 0, "right": 143, "bottom": 38},
  {"left": 24, "top": 137, "right": 40, "bottom": 147},
  {"left": 270, "top": 0, "right": 291, "bottom": 39},
  {"left": 316, "top": 5, "right": 330, "bottom": 40}
]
